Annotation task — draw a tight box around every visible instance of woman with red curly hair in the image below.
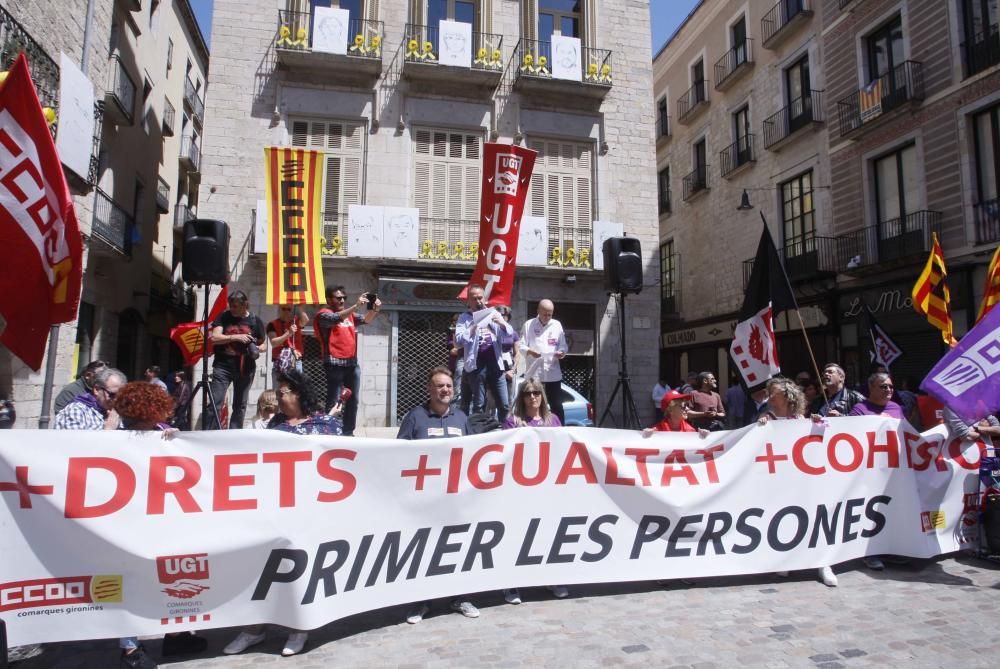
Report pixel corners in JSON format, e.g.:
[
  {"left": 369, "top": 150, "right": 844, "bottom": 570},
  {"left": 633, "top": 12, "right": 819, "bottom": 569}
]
[{"left": 113, "top": 381, "right": 176, "bottom": 430}]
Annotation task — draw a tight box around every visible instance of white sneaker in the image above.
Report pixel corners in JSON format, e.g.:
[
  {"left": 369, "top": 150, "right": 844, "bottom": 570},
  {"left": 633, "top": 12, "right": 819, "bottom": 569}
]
[
  {"left": 548, "top": 585, "right": 569, "bottom": 599},
  {"left": 865, "top": 556, "right": 885, "bottom": 571},
  {"left": 503, "top": 588, "right": 522, "bottom": 605},
  {"left": 818, "top": 565, "right": 838, "bottom": 587},
  {"left": 450, "top": 599, "right": 480, "bottom": 618},
  {"left": 406, "top": 603, "right": 429, "bottom": 624},
  {"left": 223, "top": 631, "right": 265, "bottom": 655},
  {"left": 775, "top": 570, "right": 789, "bottom": 577},
  {"left": 282, "top": 632, "right": 308, "bottom": 656}
]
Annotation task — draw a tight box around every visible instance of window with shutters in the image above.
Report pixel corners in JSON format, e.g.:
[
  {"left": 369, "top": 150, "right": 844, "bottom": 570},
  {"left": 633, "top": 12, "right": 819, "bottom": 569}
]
[
  {"left": 528, "top": 138, "right": 593, "bottom": 267},
  {"left": 412, "top": 127, "right": 482, "bottom": 262},
  {"left": 289, "top": 117, "right": 365, "bottom": 256}
]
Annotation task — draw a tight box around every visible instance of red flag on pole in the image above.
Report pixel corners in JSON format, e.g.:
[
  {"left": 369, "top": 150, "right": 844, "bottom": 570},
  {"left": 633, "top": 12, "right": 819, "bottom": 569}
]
[
  {"left": 170, "top": 286, "right": 228, "bottom": 365},
  {"left": 0, "top": 54, "right": 84, "bottom": 370}
]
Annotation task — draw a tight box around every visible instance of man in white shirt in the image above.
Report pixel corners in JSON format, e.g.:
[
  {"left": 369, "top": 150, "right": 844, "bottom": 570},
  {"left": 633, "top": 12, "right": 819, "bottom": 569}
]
[
  {"left": 455, "top": 284, "right": 514, "bottom": 422},
  {"left": 520, "top": 299, "right": 569, "bottom": 423}
]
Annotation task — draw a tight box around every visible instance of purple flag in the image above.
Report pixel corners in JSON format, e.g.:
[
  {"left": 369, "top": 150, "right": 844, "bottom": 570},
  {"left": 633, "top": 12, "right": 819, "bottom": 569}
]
[{"left": 920, "top": 303, "right": 1000, "bottom": 423}]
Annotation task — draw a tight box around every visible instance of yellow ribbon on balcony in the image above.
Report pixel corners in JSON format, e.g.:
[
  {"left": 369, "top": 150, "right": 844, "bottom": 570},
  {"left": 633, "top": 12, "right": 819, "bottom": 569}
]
[
  {"left": 436, "top": 240, "right": 449, "bottom": 257},
  {"left": 406, "top": 39, "right": 420, "bottom": 59},
  {"left": 452, "top": 241, "right": 465, "bottom": 259},
  {"left": 520, "top": 53, "right": 534, "bottom": 72},
  {"left": 536, "top": 55, "right": 549, "bottom": 75},
  {"left": 419, "top": 240, "right": 433, "bottom": 258},
  {"left": 600, "top": 64, "right": 612, "bottom": 82},
  {"left": 585, "top": 62, "right": 599, "bottom": 81},
  {"left": 330, "top": 235, "right": 343, "bottom": 255},
  {"left": 491, "top": 50, "right": 503, "bottom": 69},
  {"left": 277, "top": 25, "right": 293, "bottom": 47},
  {"left": 467, "top": 242, "right": 479, "bottom": 260},
  {"left": 42, "top": 107, "right": 56, "bottom": 125},
  {"left": 550, "top": 247, "right": 562, "bottom": 265},
  {"left": 422, "top": 41, "right": 437, "bottom": 61},
  {"left": 369, "top": 36, "right": 381, "bottom": 56},
  {"left": 349, "top": 35, "right": 366, "bottom": 54},
  {"left": 292, "top": 27, "right": 308, "bottom": 47},
  {"left": 579, "top": 248, "right": 590, "bottom": 267},
  {"left": 565, "top": 247, "right": 577, "bottom": 266},
  {"left": 474, "top": 48, "right": 488, "bottom": 66}
]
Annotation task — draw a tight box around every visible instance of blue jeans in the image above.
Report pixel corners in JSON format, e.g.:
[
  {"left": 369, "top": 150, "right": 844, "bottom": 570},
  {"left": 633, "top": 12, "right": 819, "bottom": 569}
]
[
  {"left": 324, "top": 362, "right": 360, "bottom": 435},
  {"left": 470, "top": 353, "right": 508, "bottom": 423},
  {"left": 207, "top": 361, "right": 255, "bottom": 429}
]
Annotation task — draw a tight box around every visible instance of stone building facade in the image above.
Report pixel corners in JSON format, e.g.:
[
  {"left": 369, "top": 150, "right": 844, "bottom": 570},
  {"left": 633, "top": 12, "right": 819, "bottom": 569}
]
[
  {"left": 0, "top": 0, "right": 209, "bottom": 425},
  {"left": 196, "top": 0, "right": 660, "bottom": 428}
]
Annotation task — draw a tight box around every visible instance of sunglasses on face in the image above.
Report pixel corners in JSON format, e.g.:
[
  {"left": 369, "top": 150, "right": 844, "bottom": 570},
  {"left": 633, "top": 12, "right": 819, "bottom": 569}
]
[
  {"left": 878, "top": 384, "right": 894, "bottom": 391},
  {"left": 98, "top": 386, "right": 118, "bottom": 400},
  {"left": 524, "top": 390, "right": 543, "bottom": 397}
]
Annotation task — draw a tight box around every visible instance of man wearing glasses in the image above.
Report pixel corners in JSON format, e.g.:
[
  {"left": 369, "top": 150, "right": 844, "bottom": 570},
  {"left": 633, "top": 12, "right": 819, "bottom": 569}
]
[
  {"left": 53, "top": 359, "right": 108, "bottom": 415},
  {"left": 848, "top": 372, "right": 904, "bottom": 418},
  {"left": 54, "top": 367, "right": 126, "bottom": 430},
  {"left": 314, "top": 285, "right": 381, "bottom": 435}
]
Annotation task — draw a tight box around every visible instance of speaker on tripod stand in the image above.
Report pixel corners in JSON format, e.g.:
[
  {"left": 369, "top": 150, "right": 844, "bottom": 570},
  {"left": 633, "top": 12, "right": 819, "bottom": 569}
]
[
  {"left": 182, "top": 219, "right": 230, "bottom": 430},
  {"left": 598, "top": 237, "right": 643, "bottom": 429}
]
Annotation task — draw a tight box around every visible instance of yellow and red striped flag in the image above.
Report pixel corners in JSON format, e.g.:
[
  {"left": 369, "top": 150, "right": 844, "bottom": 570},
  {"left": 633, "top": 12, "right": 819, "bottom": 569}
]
[
  {"left": 263, "top": 146, "right": 326, "bottom": 305},
  {"left": 976, "top": 245, "right": 1000, "bottom": 324},
  {"left": 911, "top": 232, "right": 957, "bottom": 347}
]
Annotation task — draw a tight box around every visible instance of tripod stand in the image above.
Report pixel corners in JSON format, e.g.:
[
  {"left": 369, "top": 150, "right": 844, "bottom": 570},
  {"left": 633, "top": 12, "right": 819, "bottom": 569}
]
[
  {"left": 599, "top": 292, "right": 641, "bottom": 429},
  {"left": 184, "top": 283, "right": 223, "bottom": 430}
]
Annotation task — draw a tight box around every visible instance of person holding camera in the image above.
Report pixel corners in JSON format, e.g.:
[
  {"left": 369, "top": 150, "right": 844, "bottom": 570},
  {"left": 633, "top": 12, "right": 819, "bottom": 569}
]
[
  {"left": 314, "top": 285, "right": 381, "bottom": 436},
  {"left": 208, "top": 289, "right": 266, "bottom": 429}
]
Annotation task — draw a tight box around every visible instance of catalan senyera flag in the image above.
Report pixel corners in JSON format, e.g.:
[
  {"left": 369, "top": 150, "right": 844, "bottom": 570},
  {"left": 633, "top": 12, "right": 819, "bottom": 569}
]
[
  {"left": 911, "top": 232, "right": 958, "bottom": 347},
  {"left": 976, "top": 245, "right": 1000, "bottom": 324},
  {"left": 170, "top": 286, "right": 228, "bottom": 366},
  {"left": 263, "top": 147, "right": 325, "bottom": 305}
]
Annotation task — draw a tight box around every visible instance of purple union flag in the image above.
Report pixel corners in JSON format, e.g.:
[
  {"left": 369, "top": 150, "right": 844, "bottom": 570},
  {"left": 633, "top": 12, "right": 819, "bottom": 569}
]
[{"left": 920, "top": 304, "right": 1000, "bottom": 424}]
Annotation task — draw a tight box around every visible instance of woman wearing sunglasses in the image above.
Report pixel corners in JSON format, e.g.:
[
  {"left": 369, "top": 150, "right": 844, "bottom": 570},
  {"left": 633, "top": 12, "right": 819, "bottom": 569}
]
[{"left": 504, "top": 378, "right": 561, "bottom": 428}]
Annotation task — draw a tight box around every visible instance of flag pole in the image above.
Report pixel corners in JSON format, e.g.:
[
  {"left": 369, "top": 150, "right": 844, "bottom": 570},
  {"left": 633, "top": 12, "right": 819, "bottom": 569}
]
[
  {"left": 758, "top": 211, "right": 829, "bottom": 406},
  {"left": 37, "top": 325, "right": 60, "bottom": 428}
]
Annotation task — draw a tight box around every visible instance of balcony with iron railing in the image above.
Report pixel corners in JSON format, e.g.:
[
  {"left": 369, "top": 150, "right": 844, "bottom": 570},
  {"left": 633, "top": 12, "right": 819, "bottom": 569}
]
[
  {"left": 173, "top": 203, "right": 194, "bottom": 231},
  {"left": 682, "top": 167, "right": 709, "bottom": 201},
  {"left": 183, "top": 76, "right": 204, "bottom": 126},
  {"left": 104, "top": 54, "right": 136, "bottom": 126},
  {"left": 179, "top": 135, "right": 200, "bottom": 173},
  {"left": 975, "top": 197, "right": 1000, "bottom": 245},
  {"left": 402, "top": 24, "right": 503, "bottom": 88},
  {"left": 714, "top": 39, "right": 753, "bottom": 90},
  {"left": 963, "top": 23, "right": 1000, "bottom": 78},
  {"left": 836, "top": 61, "right": 924, "bottom": 139},
  {"left": 156, "top": 176, "right": 170, "bottom": 213},
  {"left": 720, "top": 135, "right": 757, "bottom": 178},
  {"left": 743, "top": 235, "right": 838, "bottom": 287},
  {"left": 659, "top": 188, "right": 672, "bottom": 215},
  {"left": 150, "top": 273, "right": 194, "bottom": 314},
  {"left": 512, "top": 38, "right": 613, "bottom": 100},
  {"left": 163, "top": 97, "right": 175, "bottom": 136},
  {"left": 763, "top": 90, "right": 824, "bottom": 150},
  {"left": 274, "top": 11, "right": 384, "bottom": 79},
  {"left": 677, "top": 80, "right": 709, "bottom": 124},
  {"left": 835, "top": 210, "right": 942, "bottom": 275},
  {"left": 0, "top": 5, "right": 59, "bottom": 110},
  {"left": 761, "top": 0, "right": 813, "bottom": 49},
  {"left": 92, "top": 188, "right": 134, "bottom": 256},
  {"left": 418, "top": 217, "right": 481, "bottom": 263}
]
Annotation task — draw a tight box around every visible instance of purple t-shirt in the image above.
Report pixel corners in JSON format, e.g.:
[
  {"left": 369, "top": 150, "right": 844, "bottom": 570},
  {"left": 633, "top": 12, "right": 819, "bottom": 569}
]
[
  {"left": 503, "top": 414, "right": 562, "bottom": 429},
  {"left": 848, "top": 399, "right": 904, "bottom": 418}
]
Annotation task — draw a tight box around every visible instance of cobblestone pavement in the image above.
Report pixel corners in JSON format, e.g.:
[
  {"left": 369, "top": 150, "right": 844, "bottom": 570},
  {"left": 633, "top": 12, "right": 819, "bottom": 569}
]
[{"left": 12, "top": 554, "right": 1000, "bottom": 668}]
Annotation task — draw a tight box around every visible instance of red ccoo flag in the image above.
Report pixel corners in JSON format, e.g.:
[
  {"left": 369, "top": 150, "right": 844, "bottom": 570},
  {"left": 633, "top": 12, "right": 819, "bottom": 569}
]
[
  {"left": 170, "top": 286, "right": 228, "bottom": 366},
  {"left": 0, "top": 54, "right": 84, "bottom": 370}
]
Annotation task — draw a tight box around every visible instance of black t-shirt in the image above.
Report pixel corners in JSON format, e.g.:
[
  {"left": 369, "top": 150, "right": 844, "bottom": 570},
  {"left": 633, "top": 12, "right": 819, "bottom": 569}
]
[{"left": 211, "top": 310, "right": 265, "bottom": 366}]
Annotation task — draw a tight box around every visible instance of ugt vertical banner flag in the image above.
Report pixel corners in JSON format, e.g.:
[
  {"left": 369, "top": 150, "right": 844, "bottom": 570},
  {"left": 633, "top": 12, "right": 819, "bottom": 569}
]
[
  {"left": 263, "top": 147, "right": 325, "bottom": 305},
  {"left": 0, "top": 54, "right": 83, "bottom": 370},
  {"left": 465, "top": 143, "right": 537, "bottom": 306}
]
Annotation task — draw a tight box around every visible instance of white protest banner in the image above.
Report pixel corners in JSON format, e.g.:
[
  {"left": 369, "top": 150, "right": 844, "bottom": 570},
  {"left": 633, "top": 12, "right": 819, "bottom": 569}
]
[
  {"left": 55, "top": 53, "right": 96, "bottom": 180},
  {"left": 438, "top": 20, "right": 472, "bottom": 68},
  {"left": 347, "top": 204, "right": 385, "bottom": 257},
  {"left": 0, "top": 419, "right": 980, "bottom": 645},
  {"left": 517, "top": 215, "right": 548, "bottom": 266},
  {"left": 551, "top": 35, "right": 582, "bottom": 81},
  {"left": 312, "top": 7, "right": 350, "bottom": 55}
]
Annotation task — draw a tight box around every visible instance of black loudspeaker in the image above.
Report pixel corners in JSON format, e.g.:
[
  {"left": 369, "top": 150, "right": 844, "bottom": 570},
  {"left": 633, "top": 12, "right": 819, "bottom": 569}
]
[
  {"left": 182, "top": 219, "right": 230, "bottom": 285},
  {"left": 602, "top": 236, "right": 643, "bottom": 294}
]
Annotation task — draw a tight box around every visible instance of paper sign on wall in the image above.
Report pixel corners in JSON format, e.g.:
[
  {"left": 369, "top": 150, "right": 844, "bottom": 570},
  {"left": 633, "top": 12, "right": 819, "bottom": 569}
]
[
  {"left": 312, "top": 7, "right": 350, "bottom": 55},
  {"left": 518, "top": 215, "right": 548, "bottom": 266},
  {"left": 551, "top": 35, "right": 582, "bottom": 82},
  {"left": 253, "top": 199, "right": 267, "bottom": 255},
  {"left": 438, "top": 20, "right": 472, "bottom": 68},
  {"left": 348, "top": 205, "right": 385, "bottom": 257},
  {"left": 592, "top": 220, "right": 623, "bottom": 270},
  {"left": 55, "top": 53, "right": 96, "bottom": 180},
  {"left": 382, "top": 207, "right": 420, "bottom": 259}
]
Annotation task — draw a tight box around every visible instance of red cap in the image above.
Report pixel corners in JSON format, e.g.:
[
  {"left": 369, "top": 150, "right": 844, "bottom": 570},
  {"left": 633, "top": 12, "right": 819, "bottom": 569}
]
[{"left": 660, "top": 389, "right": 691, "bottom": 412}]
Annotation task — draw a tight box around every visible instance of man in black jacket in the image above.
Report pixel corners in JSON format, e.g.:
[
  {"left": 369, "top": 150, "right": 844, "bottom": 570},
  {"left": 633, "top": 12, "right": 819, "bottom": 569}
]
[{"left": 814, "top": 363, "right": 865, "bottom": 417}]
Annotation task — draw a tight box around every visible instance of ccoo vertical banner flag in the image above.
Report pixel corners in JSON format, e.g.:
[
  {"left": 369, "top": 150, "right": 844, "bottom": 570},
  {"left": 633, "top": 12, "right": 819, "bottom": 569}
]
[
  {"left": 464, "top": 143, "right": 537, "bottom": 306},
  {"left": 0, "top": 54, "right": 83, "bottom": 370},
  {"left": 263, "top": 147, "right": 325, "bottom": 305}
]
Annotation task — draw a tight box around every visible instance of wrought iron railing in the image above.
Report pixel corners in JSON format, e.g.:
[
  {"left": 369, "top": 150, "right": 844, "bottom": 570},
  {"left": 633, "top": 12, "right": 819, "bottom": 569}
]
[
  {"left": 682, "top": 167, "right": 709, "bottom": 201},
  {"left": 0, "top": 4, "right": 59, "bottom": 109},
  {"left": 174, "top": 203, "right": 194, "bottom": 230},
  {"left": 402, "top": 24, "right": 503, "bottom": 71},
  {"left": 762, "top": 0, "right": 811, "bottom": 46},
  {"left": 720, "top": 134, "right": 756, "bottom": 177},
  {"left": 183, "top": 76, "right": 204, "bottom": 125},
  {"left": 677, "top": 79, "right": 708, "bottom": 121},
  {"left": 513, "top": 38, "right": 613, "bottom": 86},
  {"left": 975, "top": 197, "right": 1000, "bottom": 245},
  {"left": 418, "top": 217, "right": 479, "bottom": 262},
  {"left": 835, "top": 210, "right": 941, "bottom": 269},
  {"left": 714, "top": 39, "right": 753, "bottom": 89},
  {"left": 963, "top": 23, "right": 1000, "bottom": 78},
  {"left": 319, "top": 210, "right": 349, "bottom": 256},
  {"left": 783, "top": 234, "right": 837, "bottom": 280},
  {"left": 179, "top": 135, "right": 200, "bottom": 172},
  {"left": 163, "top": 97, "right": 175, "bottom": 136},
  {"left": 92, "top": 188, "right": 134, "bottom": 256},
  {"left": 108, "top": 54, "right": 136, "bottom": 124},
  {"left": 275, "top": 11, "right": 384, "bottom": 61},
  {"left": 836, "top": 61, "right": 924, "bottom": 137},
  {"left": 659, "top": 188, "right": 671, "bottom": 215},
  {"left": 763, "top": 90, "right": 823, "bottom": 149},
  {"left": 156, "top": 176, "right": 170, "bottom": 213}
]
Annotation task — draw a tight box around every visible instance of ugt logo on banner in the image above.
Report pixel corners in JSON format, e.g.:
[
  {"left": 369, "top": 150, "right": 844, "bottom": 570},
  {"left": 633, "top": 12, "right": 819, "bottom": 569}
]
[{"left": 464, "top": 143, "right": 537, "bottom": 306}]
